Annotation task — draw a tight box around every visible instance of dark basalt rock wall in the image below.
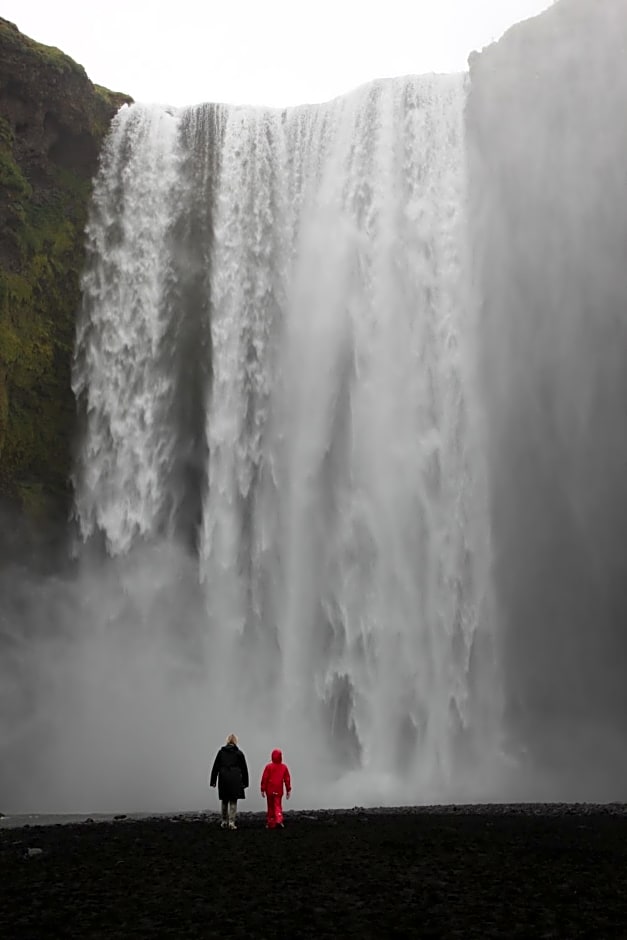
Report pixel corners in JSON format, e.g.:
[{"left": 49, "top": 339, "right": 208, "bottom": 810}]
[
  {"left": 467, "top": 0, "right": 627, "bottom": 792},
  {"left": 0, "top": 17, "right": 131, "bottom": 544}
]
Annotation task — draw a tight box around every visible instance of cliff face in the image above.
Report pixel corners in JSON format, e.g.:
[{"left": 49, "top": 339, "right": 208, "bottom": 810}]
[
  {"left": 0, "top": 17, "right": 131, "bottom": 538},
  {"left": 467, "top": 0, "right": 627, "bottom": 790}
]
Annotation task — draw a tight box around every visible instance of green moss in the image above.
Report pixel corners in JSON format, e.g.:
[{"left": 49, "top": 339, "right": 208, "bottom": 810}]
[
  {"left": 91, "top": 86, "right": 130, "bottom": 137},
  {"left": 0, "top": 45, "right": 111, "bottom": 524},
  {"left": 0, "top": 316, "right": 21, "bottom": 363},
  {"left": 0, "top": 275, "right": 81, "bottom": 506},
  {"left": 0, "top": 272, "right": 32, "bottom": 308},
  {"left": 0, "top": 194, "right": 84, "bottom": 490},
  {"left": 0, "top": 116, "right": 12, "bottom": 145},
  {"left": 0, "top": 18, "right": 85, "bottom": 79},
  {"left": 0, "top": 370, "right": 7, "bottom": 454},
  {"left": 94, "top": 83, "right": 119, "bottom": 105},
  {"left": 0, "top": 17, "right": 134, "bottom": 528},
  {"left": 0, "top": 144, "right": 31, "bottom": 198}
]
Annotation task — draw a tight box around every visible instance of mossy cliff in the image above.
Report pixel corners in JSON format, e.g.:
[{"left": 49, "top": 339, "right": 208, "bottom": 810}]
[{"left": 0, "top": 17, "right": 131, "bottom": 537}]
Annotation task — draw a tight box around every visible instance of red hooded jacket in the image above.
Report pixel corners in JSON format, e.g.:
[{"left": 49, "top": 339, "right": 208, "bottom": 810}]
[{"left": 260, "top": 749, "right": 291, "bottom": 797}]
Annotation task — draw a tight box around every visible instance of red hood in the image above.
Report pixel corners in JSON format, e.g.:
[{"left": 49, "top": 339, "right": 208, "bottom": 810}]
[{"left": 271, "top": 749, "right": 282, "bottom": 763}]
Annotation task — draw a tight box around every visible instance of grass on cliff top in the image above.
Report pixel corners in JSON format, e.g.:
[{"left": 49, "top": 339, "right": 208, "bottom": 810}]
[
  {"left": 0, "top": 17, "right": 85, "bottom": 78},
  {"left": 0, "top": 18, "right": 132, "bottom": 106},
  {"left": 94, "top": 84, "right": 133, "bottom": 112}
]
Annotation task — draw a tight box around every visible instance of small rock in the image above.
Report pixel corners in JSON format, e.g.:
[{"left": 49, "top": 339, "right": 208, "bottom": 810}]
[
  {"left": 26, "top": 847, "right": 43, "bottom": 858},
  {"left": 85, "top": 817, "right": 95, "bottom": 824},
  {"left": 113, "top": 814, "right": 127, "bottom": 821}
]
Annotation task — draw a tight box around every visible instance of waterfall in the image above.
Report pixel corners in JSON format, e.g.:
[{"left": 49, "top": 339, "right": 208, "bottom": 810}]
[{"left": 69, "top": 75, "right": 501, "bottom": 809}]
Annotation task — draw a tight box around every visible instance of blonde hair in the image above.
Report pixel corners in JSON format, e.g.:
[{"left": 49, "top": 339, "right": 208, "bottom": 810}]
[{"left": 226, "top": 733, "right": 238, "bottom": 745}]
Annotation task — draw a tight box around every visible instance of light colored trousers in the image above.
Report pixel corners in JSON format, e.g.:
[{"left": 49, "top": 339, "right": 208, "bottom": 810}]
[{"left": 221, "top": 800, "right": 237, "bottom": 824}]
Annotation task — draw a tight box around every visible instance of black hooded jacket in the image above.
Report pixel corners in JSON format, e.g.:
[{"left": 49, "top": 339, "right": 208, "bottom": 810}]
[{"left": 210, "top": 743, "right": 249, "bottom": 801}]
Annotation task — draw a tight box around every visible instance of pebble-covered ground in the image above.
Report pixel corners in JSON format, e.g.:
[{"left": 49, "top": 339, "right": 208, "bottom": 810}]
[{"left": 2, "top": 804, "right": 627, "bottom": 938}]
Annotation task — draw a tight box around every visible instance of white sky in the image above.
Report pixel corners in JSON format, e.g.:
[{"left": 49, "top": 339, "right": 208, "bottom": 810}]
[{"left": 2, "top": 0, "right": 554, "bottom": 107}]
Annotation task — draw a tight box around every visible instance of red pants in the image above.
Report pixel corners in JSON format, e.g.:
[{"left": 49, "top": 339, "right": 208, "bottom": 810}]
[{"left": 265, "top": 792, "right": 283, "bottom": 828}]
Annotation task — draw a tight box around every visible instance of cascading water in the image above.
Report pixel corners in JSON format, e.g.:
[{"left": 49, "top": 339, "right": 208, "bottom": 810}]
[
  {"left": 73, "top": 107, "right": 182, "bottom": 552},
  {"left": 67, "top": 74, "right": 501, "bottom": 810}
]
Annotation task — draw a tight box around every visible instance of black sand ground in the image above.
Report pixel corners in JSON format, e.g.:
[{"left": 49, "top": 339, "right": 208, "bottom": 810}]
[{"left": 2, "top": 804, "right": 627, "bottom": 938}]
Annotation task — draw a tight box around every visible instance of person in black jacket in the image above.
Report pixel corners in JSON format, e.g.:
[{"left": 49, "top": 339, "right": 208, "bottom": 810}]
[{"left": 209, "top": 733, "right": 249, "bottom": 830}]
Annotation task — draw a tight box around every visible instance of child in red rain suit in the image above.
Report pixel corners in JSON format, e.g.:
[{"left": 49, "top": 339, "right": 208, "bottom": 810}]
[{"left": 260, "top": 748, "right": 292, "bottom": 829}]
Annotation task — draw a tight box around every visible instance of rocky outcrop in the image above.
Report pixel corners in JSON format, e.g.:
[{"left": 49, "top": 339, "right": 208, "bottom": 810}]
[
  {"left": 0, "top": 17, "right": 131, "bottom": 539},
  {"left": 467, "top": 0, "right": 627, "bottom": 791}
]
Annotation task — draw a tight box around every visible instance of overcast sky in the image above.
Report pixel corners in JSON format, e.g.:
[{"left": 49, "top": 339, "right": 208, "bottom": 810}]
[{"left": 3, "top": 0, "right": 554, "bottom": 107}]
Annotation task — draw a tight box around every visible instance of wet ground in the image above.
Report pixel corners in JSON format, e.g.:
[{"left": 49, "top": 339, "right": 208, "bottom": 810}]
[{"left": 2, "top": 804, "right": 627, "bottom": 938}]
